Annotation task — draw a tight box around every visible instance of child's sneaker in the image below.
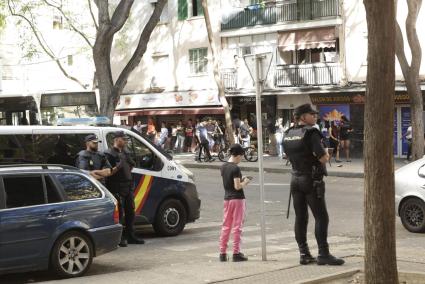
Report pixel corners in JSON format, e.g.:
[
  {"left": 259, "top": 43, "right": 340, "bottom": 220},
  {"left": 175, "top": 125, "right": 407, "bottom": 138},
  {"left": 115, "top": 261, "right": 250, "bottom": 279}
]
[
  {"left": 219, "top": 253, "right": 228, "bottom": 262},
  {"left": 232, "top": 252, "right": 248, "bottom": 262}
]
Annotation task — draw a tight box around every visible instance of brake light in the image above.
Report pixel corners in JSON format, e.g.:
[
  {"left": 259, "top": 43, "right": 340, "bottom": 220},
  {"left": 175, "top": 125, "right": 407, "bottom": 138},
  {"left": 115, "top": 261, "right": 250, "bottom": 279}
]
[{"left": 113, "top": 204, "right": 120, "bottom": 224}]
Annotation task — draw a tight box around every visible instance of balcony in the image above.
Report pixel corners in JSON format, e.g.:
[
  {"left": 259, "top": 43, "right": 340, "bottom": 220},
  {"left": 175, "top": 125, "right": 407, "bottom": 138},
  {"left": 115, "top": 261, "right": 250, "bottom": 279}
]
[
  {"left": 275, "top": 62, "right": 340, "bottom": 87},
  {"left": 221, "top": 68, "right": 238, "bottom": 90},
  {"left": 221, "top": 0, "right": 340, "bottom": 31}
]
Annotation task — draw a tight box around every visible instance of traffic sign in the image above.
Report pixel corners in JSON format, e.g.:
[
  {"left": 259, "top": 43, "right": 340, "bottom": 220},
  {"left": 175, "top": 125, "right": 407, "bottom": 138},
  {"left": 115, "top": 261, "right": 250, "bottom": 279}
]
[{"left": 243, "top": 52, "right": 273, "bottom": 84}]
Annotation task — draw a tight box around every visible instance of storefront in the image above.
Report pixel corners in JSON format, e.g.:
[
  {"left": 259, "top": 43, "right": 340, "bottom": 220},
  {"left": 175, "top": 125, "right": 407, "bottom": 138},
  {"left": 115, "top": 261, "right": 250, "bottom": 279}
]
[
  {"left": 309, "top": 90, "right": 421, "bottom": 158},
  {"left": 277, "top": 93, "right": 313, "bottom": 127},
  {"left": 115, "top": 90, "right": 224, "bottom": 129}
]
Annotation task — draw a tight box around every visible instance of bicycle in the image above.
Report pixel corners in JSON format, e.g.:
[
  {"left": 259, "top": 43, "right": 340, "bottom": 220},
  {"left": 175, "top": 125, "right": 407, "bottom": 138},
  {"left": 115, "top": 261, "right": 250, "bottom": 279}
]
[{"left": 218, "top": 145, "right": 258, "bottom": 162}]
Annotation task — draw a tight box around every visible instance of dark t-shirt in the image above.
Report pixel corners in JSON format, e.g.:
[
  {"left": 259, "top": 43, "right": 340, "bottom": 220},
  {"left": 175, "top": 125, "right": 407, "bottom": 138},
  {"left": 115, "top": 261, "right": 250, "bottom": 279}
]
[
  {"left": 307, "top": 130, "right": 327, "bottom": 159},
  {"left": 220, "top": 162, "right": 245, "bottom": 200}
]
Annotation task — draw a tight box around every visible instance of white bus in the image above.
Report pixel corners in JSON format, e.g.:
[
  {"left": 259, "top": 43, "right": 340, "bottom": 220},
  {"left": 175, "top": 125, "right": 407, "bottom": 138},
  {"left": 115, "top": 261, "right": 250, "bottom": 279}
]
[{"left": 0, "top": 91, "right": 98, "bottom": 126}]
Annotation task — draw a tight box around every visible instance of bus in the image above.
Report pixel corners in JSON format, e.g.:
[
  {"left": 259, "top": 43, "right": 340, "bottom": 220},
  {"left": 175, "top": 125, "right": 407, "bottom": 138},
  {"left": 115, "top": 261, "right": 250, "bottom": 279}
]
[{"left": 0, "top": 91, "right": 99, "bottom": 126}]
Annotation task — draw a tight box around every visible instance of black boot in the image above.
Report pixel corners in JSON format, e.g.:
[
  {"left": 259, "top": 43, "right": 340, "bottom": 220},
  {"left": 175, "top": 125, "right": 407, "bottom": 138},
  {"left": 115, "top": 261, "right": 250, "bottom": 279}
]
[
  {"left": 219, "top": 253, "right": 228, "bottom": 262},
  {"left": 127, "top": 232, "right": 145, "bottom": 244},
  {"left": 317, "top": 247, "right": 344, "bottom": 265},
  {"left": 232, "top": 252, "right": 248, "bottom": 262},
  {"left": 299, "top": 244, "right": 316, "bottom": 265},
  {"left": 119, "top": 236, "right": 128, "bottom": 247}
]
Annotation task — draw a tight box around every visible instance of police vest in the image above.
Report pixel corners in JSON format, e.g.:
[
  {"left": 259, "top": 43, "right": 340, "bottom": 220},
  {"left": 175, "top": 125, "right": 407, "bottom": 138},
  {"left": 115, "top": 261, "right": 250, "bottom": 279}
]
[{"left": 283, "top": 125, "right": 321, "bottom": 175}]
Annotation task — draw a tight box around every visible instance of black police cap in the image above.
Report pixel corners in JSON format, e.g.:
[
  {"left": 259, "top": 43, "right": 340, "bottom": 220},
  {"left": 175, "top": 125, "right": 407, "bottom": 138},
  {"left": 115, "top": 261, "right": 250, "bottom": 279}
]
[
  {"left": 85, "top": 134, "right": 100, "bottom": 143},
  {"left": 113, "top": 131, "right": 128, "bottom": 139},
  {"left": 294, "top": 103, "right": 319, "bottom": 117}
]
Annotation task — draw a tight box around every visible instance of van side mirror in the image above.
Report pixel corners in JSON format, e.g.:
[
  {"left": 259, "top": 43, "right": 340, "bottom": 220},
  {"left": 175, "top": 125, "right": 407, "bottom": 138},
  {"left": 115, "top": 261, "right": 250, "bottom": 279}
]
[{"left": 418, "top": 165, "right": 425, "bottom": 178}]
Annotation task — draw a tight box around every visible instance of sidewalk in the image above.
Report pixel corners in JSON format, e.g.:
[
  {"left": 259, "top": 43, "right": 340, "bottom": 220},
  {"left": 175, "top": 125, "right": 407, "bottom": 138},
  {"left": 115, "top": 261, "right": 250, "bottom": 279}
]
[{"left": 173, "top": 153, "right": 408, "bottom": 178}]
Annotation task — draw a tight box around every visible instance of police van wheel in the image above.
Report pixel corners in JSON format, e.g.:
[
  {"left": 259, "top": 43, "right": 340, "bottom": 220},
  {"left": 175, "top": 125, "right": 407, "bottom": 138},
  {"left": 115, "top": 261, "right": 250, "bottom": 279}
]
[
  {"left": 400, "top": 198, "right": 425, "bottom": 233},
  {"left": 154, "top": 199, "right": 187, "bottom": 236},
  {"left": 50, "top": 231, "right": 93, "bottom": 278}
]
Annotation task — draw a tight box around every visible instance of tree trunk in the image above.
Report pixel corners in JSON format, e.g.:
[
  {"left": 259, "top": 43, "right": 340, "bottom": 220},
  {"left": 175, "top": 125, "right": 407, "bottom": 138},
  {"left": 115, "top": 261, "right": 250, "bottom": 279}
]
[
  {"left": 408, "top": 77, "right": 424, "bottom": 161},
  {"left": 363, "top": 0, "right": 399, "bottom": 283},
  {"left": 201, "top": 0, "right": 235, "bottom": 144}
]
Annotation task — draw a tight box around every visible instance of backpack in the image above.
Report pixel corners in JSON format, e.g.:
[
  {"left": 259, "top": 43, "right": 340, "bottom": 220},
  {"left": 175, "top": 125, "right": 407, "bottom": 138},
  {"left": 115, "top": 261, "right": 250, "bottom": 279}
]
[{"left": 239, "top": 125, "right": 249, "bottom": 138}]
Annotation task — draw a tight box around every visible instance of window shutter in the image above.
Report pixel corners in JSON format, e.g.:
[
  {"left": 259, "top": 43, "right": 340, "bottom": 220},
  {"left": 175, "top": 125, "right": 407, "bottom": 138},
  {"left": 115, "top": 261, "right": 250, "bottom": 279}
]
[{"left": 178, "top": 0, "right": 188, "bottom": 20}]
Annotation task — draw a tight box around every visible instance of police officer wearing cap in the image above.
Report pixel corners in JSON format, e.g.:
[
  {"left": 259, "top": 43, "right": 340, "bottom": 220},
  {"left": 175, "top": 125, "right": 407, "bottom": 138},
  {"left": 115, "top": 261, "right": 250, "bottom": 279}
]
[
  {"left": 283, "top": 104, "right": 344, "bottom": 266},
  {"left": 76, "top": 134, "right": 112, "bottom": 184},
  {"left": 105, "top": 131, "right": 145, "bottom": 247}
]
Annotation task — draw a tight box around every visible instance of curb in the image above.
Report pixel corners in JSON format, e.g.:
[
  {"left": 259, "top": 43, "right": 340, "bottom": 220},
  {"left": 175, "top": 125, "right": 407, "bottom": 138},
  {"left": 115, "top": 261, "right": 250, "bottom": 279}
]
[
  {"left": 295, "top": 268, "right": 360, "bottom": 284},
  {"left": 181, "top": 163, "right": 365, "bottom": 179}
]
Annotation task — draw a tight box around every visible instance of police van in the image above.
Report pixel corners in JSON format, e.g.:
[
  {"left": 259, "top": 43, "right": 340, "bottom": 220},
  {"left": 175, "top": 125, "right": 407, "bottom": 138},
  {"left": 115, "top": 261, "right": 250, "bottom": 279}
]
[{"left": 0, "top": 126, "right": 200, "bottom": 236}]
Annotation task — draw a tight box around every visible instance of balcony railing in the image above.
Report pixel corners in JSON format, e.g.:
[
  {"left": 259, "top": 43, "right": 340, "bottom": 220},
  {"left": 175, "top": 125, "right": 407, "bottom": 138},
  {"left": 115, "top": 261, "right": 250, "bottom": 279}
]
[
  {"left": 221, "top": 0, "right": 339, "bottom": 31},
  {"left": 221, "top": 68, "right": 238, "bottom": 90},
  {"left": 275, "top": 62, "right": 340, "bottom": 87}
]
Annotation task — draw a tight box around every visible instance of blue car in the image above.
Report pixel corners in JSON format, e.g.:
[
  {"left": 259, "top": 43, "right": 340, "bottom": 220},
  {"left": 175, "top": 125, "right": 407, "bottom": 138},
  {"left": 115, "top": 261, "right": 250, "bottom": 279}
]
[{"left": 0, "top": 165, "right": 122, "bottom": 278}]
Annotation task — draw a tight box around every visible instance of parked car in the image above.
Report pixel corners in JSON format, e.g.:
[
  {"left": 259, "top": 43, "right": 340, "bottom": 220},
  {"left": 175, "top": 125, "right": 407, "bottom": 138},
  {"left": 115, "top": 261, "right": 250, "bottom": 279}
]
[
  {"left": 395, "top": 158, "right": 425, "bottom": 232},
  {"left": 0, "top": 164, "right": 122, "bottom": 278}
]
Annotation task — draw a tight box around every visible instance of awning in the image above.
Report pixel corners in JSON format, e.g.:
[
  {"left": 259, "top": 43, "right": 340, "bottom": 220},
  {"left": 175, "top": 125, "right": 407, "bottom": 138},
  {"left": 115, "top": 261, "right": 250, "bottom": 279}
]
[
  {"left": 115, "top": 107, "right": 224, "bottom": 116},
  {"left": 278, "top": 27, "right": 337, "bottom": 51}
]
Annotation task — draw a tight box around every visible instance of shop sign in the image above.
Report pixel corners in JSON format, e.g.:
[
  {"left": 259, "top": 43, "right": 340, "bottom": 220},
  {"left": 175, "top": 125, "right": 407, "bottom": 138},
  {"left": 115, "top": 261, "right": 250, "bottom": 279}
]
[
  {"left": 310, "top": 91, "right": 413, "bottom": 105},
  {"left": 116, "top": 90, "right": 221, "bottom": 110},
  {"left": 235, "top": 97, "right": 264, "bottom": 104}
]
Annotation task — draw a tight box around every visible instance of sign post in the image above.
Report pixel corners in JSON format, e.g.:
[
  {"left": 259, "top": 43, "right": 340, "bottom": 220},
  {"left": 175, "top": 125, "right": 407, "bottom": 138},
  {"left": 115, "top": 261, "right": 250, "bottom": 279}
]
[{"left": 243, "top": 52, "right": 273, "bottom": 261}]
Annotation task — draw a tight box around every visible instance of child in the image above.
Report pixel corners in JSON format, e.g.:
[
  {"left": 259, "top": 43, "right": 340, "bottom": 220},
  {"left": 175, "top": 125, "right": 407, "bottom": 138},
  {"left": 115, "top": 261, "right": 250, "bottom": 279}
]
[{"left": 219, "top": 144, "right": 252, "bottom": 262}]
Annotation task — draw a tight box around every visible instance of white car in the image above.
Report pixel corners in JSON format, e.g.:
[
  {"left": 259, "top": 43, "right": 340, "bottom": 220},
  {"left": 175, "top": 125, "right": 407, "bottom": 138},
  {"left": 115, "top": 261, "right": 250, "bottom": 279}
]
[{"left": 395, "top": 158, "right": 425, "bottom": 232}]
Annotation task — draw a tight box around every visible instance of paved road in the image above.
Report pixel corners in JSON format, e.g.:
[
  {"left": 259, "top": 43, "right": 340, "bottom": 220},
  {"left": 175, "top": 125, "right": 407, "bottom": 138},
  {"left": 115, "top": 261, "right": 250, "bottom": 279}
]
[{"left": 1, "top": 169, "right": 424, "bottom": 283}]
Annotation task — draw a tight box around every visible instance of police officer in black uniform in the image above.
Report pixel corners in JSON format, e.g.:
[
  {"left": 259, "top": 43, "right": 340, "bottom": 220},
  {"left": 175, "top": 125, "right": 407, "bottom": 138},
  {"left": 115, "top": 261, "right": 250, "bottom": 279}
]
[
  {"left": 283, "top": 104, "right": 344, "bottom": 266},
  {"left": 105, "top": 131, "right": 145, "bottom": 247},
  {"left": 76, "top": 134, "right": 112, "bottom": 184}
]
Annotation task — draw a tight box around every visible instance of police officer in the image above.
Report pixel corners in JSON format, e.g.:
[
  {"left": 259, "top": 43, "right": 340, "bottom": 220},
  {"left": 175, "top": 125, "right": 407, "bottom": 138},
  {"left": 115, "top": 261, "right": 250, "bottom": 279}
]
[
  {"left": 105, "top": 131, "right": 145, "bottom": 247},
  {"left": 283, "top": 104, "right": 344, "bottom": 266},
  {"left": 76, "top": 134, "right": 112, "bottom": 184}
]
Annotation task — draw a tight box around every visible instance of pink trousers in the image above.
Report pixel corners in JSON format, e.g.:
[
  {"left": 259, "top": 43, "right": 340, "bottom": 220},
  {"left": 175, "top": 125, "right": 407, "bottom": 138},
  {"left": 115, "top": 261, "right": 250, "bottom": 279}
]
[{"left": 219, "top": 199, "right": 246, "bottom": 254}]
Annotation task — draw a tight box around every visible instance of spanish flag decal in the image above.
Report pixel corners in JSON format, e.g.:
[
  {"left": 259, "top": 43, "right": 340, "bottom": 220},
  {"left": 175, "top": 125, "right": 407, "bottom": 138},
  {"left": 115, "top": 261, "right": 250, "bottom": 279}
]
[{"left": 133, "top": 175, "right": 154, "bottom": 214}]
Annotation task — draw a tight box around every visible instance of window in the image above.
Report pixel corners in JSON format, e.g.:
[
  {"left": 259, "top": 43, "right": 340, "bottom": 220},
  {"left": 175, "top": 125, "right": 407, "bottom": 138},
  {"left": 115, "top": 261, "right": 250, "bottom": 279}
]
[
  {"left": 53, "top": 14, "right": 63, "bottom": 30},
  {"left": 4, "top": 176, "right": 45, "bottom": 208},
  {"left": 54, "top": 174, "right": 101, "bottom": 201},
  {"left": 178, "top": 0, "right": 188, "bottom": 20},
  {"left": 106, "top": 133, "right": 159, "bottom": 170},
  {"left": 151, "top": 55, "right": 169, "bottom": 89},
  {"left": 192, "top": 0, "right": 203, "bottom": 17},
  {"left": 189, "top": 48, "right": 208, "bottom": 74},
  {"left": 46, "top": 176, "right": 62, "bottom": 203},
  {"left": 33, "top": 134, "right": 92, "bottom": 166},
  {"left": 0, "top": 135, "right": 35, "bottom": 164}
]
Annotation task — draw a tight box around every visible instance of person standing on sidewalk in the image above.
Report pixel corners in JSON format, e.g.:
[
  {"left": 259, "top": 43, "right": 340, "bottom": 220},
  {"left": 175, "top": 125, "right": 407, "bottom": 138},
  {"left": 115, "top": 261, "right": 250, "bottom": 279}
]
[
  {"left": 283, "top": 103, "right": 344, "bottom": 266},
  {"left": 105, "top": 131, "right": 145, "bottom": 247},
  {"left": 402, "top": 124, "right": 412, "bottom": 162},
  {"left": 219, "top": 144, "right": 251, "bottom": 262},
  {"left": 185, "top": 119, "right": 195, "bottom": 153},
  {"left": 339, "top": 115, "right": 353, "bottom": 162},
  {"left": 197, "top": 118, "right": 213, "bottom": 162},
  {"left": 176, "top": 120, "right": 185, "bottom": 153}
]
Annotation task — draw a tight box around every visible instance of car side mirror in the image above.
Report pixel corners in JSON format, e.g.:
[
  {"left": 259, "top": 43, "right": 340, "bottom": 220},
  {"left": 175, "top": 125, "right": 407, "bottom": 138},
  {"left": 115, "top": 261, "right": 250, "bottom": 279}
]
[{"left": 418, "top": 165, "right": 425, "bottom": 178}]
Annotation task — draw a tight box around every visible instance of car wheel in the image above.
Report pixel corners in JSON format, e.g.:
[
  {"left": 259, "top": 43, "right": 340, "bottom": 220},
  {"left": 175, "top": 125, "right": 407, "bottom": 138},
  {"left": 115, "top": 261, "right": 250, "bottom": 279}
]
[
  {"left": 400, "top": 198, "right": 425, "bottom": 233},
  {"left": 153, "top": 199, "right": 187, "bottom": 236},
  {"left": 50, "top": 231, "right": 93, "bottom": 278}
]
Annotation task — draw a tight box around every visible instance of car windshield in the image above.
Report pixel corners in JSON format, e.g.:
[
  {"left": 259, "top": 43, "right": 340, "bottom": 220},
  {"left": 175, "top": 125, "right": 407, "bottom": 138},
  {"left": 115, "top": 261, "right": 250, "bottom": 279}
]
[{"left": 129, "top": 129, "right": 173, "bottom": 161}]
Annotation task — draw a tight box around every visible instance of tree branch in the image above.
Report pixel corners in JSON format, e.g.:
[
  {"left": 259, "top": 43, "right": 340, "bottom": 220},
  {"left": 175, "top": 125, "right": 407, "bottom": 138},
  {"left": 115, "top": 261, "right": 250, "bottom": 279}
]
[
  {"left": 109, "top": 0, "right": 134, "bottom": 35},
  {"left": 113, "top": 0, "right": 166, "bottom": 97},
  {"left": 405, "top": 0, "right": 422, "bottom": 75},
  {"left": 42, "top": 0, "right": 94, "bottom": 48},
  {"left": 87, "top": 0, "right": 99, "bottom": 31},
  {"left": 395, "top": 21, "right": 410, "bottom": 80},
  {"left": 7, "top": 0, "right": 87, "bottom": 89}
]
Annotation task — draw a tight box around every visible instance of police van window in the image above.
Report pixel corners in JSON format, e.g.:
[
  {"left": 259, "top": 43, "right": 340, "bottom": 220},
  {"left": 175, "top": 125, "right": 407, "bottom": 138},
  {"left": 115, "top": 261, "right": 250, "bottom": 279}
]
[
  {"left": 34, "top": 134, "right": 93, "bottom": 166},
  {"left": 46, "top": 176, "right": 62, "bottom": 203},
  {"left": 0, "top": 135, "right": 35, "bottom": 164},
  {"left": 53, "top": 174, "right": 101, "bottom": 200},
  {"left": 106, "top": 133, "right": 157, "bottom": 170},
  {"left": 3, "top": 176, "right": 45, "bottom": 208}
]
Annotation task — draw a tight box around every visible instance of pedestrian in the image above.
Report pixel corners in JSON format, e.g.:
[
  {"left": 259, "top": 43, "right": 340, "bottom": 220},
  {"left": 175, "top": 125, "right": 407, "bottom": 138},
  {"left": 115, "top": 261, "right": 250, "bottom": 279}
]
[
  {"left": 157, "top": 121, "right": 168, "bottom": 149},
  {"left": 328, "top": 121, "right": 341, "bottom": 163},
  {"left": 147, "top": 117, "right": 157, "bottom": 142},
  {"left": 170, "top": 124, "right": 178, "bottom": 151},
  {"left": 197, "top": 118, "right": 213, "bottom": 162},
  {"left": 275, "top": 118, "right": 285, "bottom": 159},
  {"left": 219, "top": 143, "right": 252, "bottom": 262},
  {"left": 133, "top": 120, "right": 145, "bottom": 134},
  {"left": 104, "top": 131, "right": 145, "bottom": 247},
  {"left": 176, "top": 120, "right": 185, "bottom": 153},
  {"left": 402, "top": 124, "right": 412, "bottom": 162},
  {"left": 206, "top": 118, "right": 215, "bottom": 151},
  {"left": 283, "top": 103, "right": 344, "bottom": 266},
  {"left": 75, "top": 134, "right": 112, "bottom": 185},
  {"left": 239, "top": 119, "right": 252, "bottom": 148},
  {"left": 339, "top": 115, "right": 353, "bottom": 162},
  {"left": 185, "top": 119, "right": 194, "bottom": 153}
]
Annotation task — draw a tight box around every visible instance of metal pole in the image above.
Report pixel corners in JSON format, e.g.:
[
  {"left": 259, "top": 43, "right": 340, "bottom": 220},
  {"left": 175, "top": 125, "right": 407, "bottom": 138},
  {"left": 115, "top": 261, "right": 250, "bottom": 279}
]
[{"left": 255, "top": 54, "right": 267, "bottom": 261}]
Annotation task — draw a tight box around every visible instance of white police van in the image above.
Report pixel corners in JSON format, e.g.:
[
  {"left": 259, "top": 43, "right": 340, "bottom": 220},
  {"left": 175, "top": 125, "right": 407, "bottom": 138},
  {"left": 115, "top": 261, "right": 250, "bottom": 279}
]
[{"left": 0, "top": 126, "right": 200, "bottom": 236}]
